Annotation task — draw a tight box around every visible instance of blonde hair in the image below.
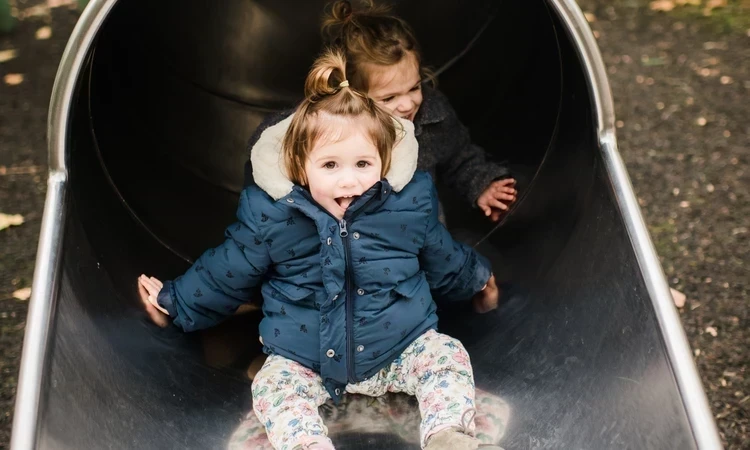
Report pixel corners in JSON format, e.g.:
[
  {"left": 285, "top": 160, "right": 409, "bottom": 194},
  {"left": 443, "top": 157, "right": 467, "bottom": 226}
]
[
  {"left": 320, "top": 0, "right": 435, "bottom": 92},
  {"left": 283, "top": 49, "right": 399, "bottom": 186}
]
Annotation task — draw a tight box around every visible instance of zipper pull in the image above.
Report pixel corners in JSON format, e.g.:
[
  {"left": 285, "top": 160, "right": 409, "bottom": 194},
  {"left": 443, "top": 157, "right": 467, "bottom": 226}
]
[{"left": 339, "top": 219, "right": 348, "bottom": 237}]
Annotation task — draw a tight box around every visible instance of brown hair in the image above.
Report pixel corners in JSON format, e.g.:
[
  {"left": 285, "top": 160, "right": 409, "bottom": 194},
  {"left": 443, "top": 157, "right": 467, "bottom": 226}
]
[
  {"left": 320, "top": 0, "right": 435, "bottom": 92},
  {"left": 283, "top": 48, "right": 399, "bottom": 186}
]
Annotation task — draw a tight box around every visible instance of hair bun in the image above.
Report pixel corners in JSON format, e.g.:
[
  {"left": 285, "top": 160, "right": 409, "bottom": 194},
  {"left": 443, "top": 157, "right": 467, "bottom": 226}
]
[{"left": 331, "top": 0, "right": 353, "bottom": 22}]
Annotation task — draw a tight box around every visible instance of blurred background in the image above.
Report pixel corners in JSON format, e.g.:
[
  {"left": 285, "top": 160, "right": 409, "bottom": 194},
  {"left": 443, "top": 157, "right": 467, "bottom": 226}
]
[{"left": 0, "top": 0, "right": 747, "bottom": 447}]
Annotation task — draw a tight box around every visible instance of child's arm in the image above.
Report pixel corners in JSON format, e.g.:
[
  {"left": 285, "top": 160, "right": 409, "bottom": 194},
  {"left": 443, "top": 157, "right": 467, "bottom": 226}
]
[
  {"left": 140, "top": 188, "right": 271, "bottom": 332},
  {"left": 435, "top": 100, "right": 516, "bottom": 215},
  {"left": 418, "top": 181, "right": 493, "bottom": 304}
]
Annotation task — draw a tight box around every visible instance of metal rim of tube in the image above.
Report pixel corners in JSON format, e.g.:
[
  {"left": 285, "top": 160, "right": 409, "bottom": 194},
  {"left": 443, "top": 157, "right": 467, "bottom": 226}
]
[
  {"left": 10, "top": 0, "right": 724, "bottom": 449},
  {"left": 549, "top": 0, "right": 723, "bottom": 448},
  {"left": 10, "top": 1, "right": 119, "bottom": 449}
]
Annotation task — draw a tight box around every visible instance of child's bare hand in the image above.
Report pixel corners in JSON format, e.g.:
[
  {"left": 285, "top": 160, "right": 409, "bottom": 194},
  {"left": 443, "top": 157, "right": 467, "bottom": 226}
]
[
  {"left": 138, "top": 274, "right": 169, "bottom": 327},
  {"left": 473, "top": 275, "right": 500, "bottom": 314},
  {"left": 477, "top": 178, "right": 517, "bottom": 222}
]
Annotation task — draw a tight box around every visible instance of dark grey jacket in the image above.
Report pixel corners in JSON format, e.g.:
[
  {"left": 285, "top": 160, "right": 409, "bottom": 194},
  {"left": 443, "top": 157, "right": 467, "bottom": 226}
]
[{"left": 244, "top": 86, "right": 510, "bottom": 208}]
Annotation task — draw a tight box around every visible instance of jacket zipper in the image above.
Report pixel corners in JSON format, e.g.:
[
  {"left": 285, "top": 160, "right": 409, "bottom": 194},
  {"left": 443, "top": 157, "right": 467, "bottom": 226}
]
[
  {"left": 339, "top": 218, "right": 357, "bottom": 382},
  {"left": 292, "top": 185, "right": 383, "bottom": 384},
  {"left": 339, "top": 192, "right": 381, "bottom": 383}
]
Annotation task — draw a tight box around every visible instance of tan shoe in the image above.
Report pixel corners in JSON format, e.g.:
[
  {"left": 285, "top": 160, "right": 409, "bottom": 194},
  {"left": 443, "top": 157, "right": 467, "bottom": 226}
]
[{"left": 424, "top": 428, "right": 505, "bottom": 450}]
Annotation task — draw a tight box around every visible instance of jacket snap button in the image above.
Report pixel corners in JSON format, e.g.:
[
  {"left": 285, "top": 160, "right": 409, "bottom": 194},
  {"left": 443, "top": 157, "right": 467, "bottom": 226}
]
[
  {"left": 335, "top": 388, "right": 341, "bottom": 395},
  {"left": 332, "top": 294, "right": 338, "bottom": 301},
  {"left": 286, "top": 198, "right": 294, "bottom": 203},
  {"left": 326, "top": 237, "right": 332, "bottom": 245},
  {"left": 357, "top": 345, "right": 364, "bottom": 352},
  {"left": 357, "top": 288, "right": 365, "bottom": 295},
  {"left": 326, "top": 349, "right": 335, "bottom": 358},
  {"left": 353, "top": 232, "right": 360, "bottom": 240}
]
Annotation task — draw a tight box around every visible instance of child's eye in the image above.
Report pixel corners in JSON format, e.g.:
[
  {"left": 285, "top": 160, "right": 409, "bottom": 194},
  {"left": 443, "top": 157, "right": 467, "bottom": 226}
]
[
  {"left": 356, "top": 161, "right": 370, "bottom": 168},
  {"left": 410, "top": 84, "right": 421, "bottom": 92},
  {"left": 381, "top": 96, "right": 394, "bottom": 103},
  {"left": 323, "top": 162, "right": 336, "bottom": 169}
]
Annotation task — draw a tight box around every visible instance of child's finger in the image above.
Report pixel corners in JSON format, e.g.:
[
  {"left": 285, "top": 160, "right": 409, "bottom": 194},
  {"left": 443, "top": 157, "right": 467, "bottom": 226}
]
[
  {"left": 488, "top": 199, "right": 510, "bottom": 210},
  {"left": 140, "top": 276, "right": 161, "bottom": 296},
  {"left": 493, "top": 192, "right": 515, "bottom": 202},
  {"left": 150, "top": 277, "right": 163, "bottom": 290},
  {"left": 494, "top": 178, "right": 515, "bottom": 187},
  {"left": 480, "top": 204, "right": 491, "bottom": 216}
]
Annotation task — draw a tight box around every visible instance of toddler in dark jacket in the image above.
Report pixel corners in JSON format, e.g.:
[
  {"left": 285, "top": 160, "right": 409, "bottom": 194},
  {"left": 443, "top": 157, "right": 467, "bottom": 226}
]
[
  {"left": 245, "top": 0, "right": 518, "bottom": 224},
  {"left": 139, "top": 50, "right": 502, "bottom": 450}
]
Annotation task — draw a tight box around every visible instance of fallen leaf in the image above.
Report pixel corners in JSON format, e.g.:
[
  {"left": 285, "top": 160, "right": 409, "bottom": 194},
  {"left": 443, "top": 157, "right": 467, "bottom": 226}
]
[
  {"left": 35, "top": 26, "right": 52, "bottom": 40},
  {"left": 650, "top": 0, "right": 676, "bottom": 11},
  {"left": 0, "top": 165, "right": 42, "bottom": 176},
  {"left": 703, "top": 0, "right": 728, "bottom": 16},
  {"left": 12, "top": 287, "right": 31, "bottom": 301},
  {"left": 0, "top": 213, "right": 24, "bottom": 230},
  {"left": 670, "top": 288, "right": 686, "bottom": 308},
  {"left": 0, "top": 49, "right": 18, "bottom": 63},
  {"left": 584, "top": 12, "right": 596, "bottom": 23},
  {"left": 19, "top": 5, "right": 49, "bottom": 19},
  {"left": 4, "top": 73, "right": 24, "bottom": 86},
  {"left": 48, "top": 0, "right": 77, "bottom": 7},
  {"left": 705, "top": 326, "right": 718, "bottom": 337},
  {"left": 676, "top": 0, "right": 701, "bottom": 5}
]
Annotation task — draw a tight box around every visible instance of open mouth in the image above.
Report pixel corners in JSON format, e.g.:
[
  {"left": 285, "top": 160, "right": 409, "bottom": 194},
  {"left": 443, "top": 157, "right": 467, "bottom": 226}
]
[{"left": 335, "top": 195, "right": 359, "bottom": 210}]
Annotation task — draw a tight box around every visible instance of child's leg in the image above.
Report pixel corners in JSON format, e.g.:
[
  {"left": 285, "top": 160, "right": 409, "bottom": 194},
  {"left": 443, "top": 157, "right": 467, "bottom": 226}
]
[
  {"left": 346, "top": 329, "right": 476, "bottom": 447},
  {"left": 252, "top": 355, "right": 334, "bottom": 450}
]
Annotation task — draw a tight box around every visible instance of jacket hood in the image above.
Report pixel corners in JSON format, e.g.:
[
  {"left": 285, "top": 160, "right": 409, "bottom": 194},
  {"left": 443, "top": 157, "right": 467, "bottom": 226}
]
[{"left": 250, "top": 114, "right": 419, "bottom": 201}]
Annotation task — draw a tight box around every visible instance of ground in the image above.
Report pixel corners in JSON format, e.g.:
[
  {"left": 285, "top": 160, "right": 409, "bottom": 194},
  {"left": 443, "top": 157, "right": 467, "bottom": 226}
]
[{"left": 0, "top": 0, "right": 747, "bottom": 448}]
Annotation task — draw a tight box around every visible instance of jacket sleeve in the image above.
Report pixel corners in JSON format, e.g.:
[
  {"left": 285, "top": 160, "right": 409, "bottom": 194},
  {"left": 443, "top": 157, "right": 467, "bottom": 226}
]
[
  {"left": 157, "top": 189, "right": 271, "bottom": 332},
  {"left": 418, "top": 180, "right": 493, "bottom": 302},
  {"left": 436, "top": 103, "right": 512, "bottom": 207}
]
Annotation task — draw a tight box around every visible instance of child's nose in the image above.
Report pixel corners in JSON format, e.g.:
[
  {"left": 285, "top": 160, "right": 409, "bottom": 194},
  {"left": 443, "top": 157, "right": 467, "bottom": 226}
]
[
  {"left": 396, "top": 98, "right": 412, "bottom": 112},
  {"left": 338, "top": 172, "right": 357, "bottom": 188}
]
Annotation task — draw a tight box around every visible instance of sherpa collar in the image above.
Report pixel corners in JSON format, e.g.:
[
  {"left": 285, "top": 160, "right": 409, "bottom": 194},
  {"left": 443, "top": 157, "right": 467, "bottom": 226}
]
[{"left": 250, "top": 115, "right": 418, "bottom": 201}]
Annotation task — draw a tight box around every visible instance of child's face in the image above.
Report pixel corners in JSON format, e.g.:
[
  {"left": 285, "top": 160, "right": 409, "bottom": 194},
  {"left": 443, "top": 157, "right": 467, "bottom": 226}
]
[
  {"left": 366, "top": 52, "right": 423, "bottom": 122},
  {"left": 304, "top": 122, "right": 382, "bottom": 220}
]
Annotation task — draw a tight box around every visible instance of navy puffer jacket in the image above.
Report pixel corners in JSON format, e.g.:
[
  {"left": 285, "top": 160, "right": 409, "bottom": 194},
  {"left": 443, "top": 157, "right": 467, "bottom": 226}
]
[{"left": 158, "top": 117, "right": 492, "bottom": 402}]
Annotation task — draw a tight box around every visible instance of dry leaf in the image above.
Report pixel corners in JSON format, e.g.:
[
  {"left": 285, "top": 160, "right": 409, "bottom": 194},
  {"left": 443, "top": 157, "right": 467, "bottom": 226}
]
[
  {"left": 0, "top": 213, "right": 24, "bottom": 230},
  {"left": 12, "top": 287, "right": 32, "bottom": 301},
  {"left": 705, "top": 0, "right": 728, "bottom": 10},
  {"left": 4, "top": 73, "right": 24, "bottom": 86},
  {"left": 0, "top": 49, "right": 18, "bottom": 63},
  {"left": 670, "top": 288, "right": 686, "bottom": 308},
  {"left": 676, "top": 0, "right": 701, "bottom": 5},
  {"left": 584, "top": 12, "right": 596, "bottom": 23},
  {"left": 35, "top": 26, "right": 52, "bottom": 40},
  {"left": 650, "top": 0, "right": 676, "bottom": 12},
  {"left": 47, "top": 0, "right": 76, "bottom": 8},
  {"left": 20, "top": 5, "right": 49, "bottom": 19},
  {"left": 705, "top": 326, "right": 718, "bottom": 337}
]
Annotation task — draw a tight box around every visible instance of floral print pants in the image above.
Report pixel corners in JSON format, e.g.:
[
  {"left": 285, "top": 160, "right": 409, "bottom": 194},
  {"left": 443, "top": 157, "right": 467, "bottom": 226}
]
[{"left": 249, "top": 330, "right": 478, "bottom": 450}]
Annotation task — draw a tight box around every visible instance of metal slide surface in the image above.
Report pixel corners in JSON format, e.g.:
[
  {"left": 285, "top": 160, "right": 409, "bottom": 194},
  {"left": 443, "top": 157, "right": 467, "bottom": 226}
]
[{"left": 11, "top": 1, "right": 721, "bottom": 449}]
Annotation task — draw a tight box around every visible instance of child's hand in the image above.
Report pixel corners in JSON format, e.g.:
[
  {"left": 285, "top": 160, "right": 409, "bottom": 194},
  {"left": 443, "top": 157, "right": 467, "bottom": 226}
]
[
  {"left": 477, "top": 178, "right": 517, "bottom": 222},
  {"left": 138, "top": 274, "right": 170, "bottom": 327},
  {"left": 472, "top": 274, "right": 500, "bottom": 314}
]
